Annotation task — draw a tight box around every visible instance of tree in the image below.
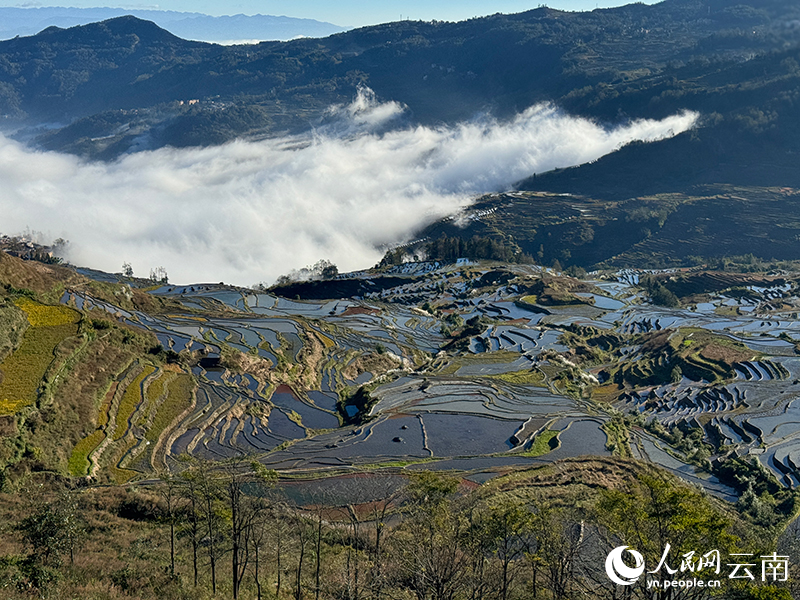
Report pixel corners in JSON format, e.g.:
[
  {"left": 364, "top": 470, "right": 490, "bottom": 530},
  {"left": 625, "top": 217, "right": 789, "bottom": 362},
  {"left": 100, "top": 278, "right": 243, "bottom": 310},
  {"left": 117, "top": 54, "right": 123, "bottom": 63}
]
[
  {"left": 179, "top": 456, "right": 225, "bottom": 595},
  {"left": 291, "top": 508, "right": 312, "bottom": 600},
  {"left": 227, "top": 457, "right": 247, "bottom": 600},
  {"left": 248, "top": 501, "right": 289, "bottom": 600},
  {"left": 177, "top": 459, "right": 202, "bottom": 588},
  {"left": 528, "top": 505, "right": 585, "bottom": 600},
  {"left": 313, "top": 501, "right": 324, "bottom": 600},
  {"left": 641, "top": 275, "right": 680, "bottom": 308},
  {"left": 17, "top": 490, "right": 85, "bottom": 596},
  {"left": 149, "top": 266, "right": 169, "bottom": 284},
  {"left": 19, "top": 491, "right": 83, "bottom": 568},
  {"left": 321, "top": 263, "right": 339, "bottom": 280},
  {"left": 224, "top": 456, "right": 277, "bottom": 600},
  {"left": 328, "top": 473, "right": 403, "bottom": 600},
  {"left": 594, "top": 473, "right": 737, "bottom": 600},
  {"left": 481, "top": 499, "right": 531, "bottom": 600},
  {"left": 564, "top": 265, "right": 587, "bottom": 278},
  {"left": 335, "top": 502, "right": 364, "bottom": 600},
  {"left": 199, "top": 461, "right": 223, "bottom": 595},
  {"left": 122, "top": 262, "right": 134, "bottom": 278},
  {"left": 394, "top": 472, "right": 466, "bottom": 600},
  {"left": 406, "top": 471, "right": 459, "bottom": 506},
  {"left": 460, "top": 494, "right": 495, "bottom": 600},
  {"left": 363, "top": 476, "right": 402, "bottom": 600},
  {"left": 157, "top": 473, "right": 182, "bottom": 579}
]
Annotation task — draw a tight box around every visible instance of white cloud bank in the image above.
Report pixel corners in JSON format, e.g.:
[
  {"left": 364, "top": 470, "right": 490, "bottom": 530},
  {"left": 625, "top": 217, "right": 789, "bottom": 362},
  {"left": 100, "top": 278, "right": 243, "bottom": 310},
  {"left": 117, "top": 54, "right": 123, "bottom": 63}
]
[{"left": 0, "top": 91, "right": 698, "bottom": 286}]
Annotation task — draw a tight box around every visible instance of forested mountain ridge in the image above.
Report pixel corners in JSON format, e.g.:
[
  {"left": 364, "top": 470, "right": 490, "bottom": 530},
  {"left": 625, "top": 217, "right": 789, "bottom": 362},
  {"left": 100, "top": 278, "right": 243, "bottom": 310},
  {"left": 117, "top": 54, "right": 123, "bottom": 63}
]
[{"left": 1, "top": 0, "right": 800, "bottom": 156}]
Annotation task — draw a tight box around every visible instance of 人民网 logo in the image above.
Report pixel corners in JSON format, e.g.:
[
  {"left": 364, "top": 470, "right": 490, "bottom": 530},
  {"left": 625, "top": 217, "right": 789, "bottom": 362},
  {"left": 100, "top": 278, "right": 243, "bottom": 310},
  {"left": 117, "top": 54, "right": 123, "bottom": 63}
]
[{"left": 606, "top": 546, "right": 646, "bottom": 586}]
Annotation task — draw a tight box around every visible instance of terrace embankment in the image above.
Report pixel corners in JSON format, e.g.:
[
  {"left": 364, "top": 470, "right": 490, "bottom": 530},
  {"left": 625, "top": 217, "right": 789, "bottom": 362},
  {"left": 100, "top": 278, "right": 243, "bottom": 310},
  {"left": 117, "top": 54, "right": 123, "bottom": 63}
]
[
  {"left": 661, "top": 271, "right": 787, "bottom": 299},
  {"left": 270, "top": 276, "right": 412, "bottom": 299},
  {"left": 517, "top": 273, "right": 597, "bottom": 306},
  {"left": 600, "top": 328, "right": 758, "bottom": 389}
]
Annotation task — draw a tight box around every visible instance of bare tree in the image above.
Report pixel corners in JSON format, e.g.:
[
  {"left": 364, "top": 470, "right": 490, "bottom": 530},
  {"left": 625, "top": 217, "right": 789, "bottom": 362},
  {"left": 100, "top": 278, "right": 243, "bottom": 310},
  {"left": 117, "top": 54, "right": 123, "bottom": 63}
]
[
  {"left": 224, "top": 457, "right": 277, "bottom": 600},
  {"left": 363, "top": 476, "right": 402, "bottom": 600},
  {"left": 291, "top": 509, "right": 312, "bottom": 600},
  {"left": 469, "top": 497, "right": 531, "bottom": 600},
  {"left": 157, "top": 473, "right": 182, "bottom": 579},
  {"left": 182, "top": 457, "right": 225, "bottom": 595},
  {"left": 339, "top": 503, "right": 363, "bottom": 600},
  {"left": 392, "top": 472, "right": 467, "bottom": 600},
  {"left": 247, "top": 500, "right": 281, "bottom": 600},
  {"left": 177, "top": 463, "right": 202, "bottom": 588},
  {"left": 531, "top": 507, "right": 585, "bottom": 600}
]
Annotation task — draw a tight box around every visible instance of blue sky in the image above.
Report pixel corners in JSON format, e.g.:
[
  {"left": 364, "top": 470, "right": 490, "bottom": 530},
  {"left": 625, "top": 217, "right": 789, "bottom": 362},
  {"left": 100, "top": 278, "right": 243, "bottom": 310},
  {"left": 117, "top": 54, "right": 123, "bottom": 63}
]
[{"left": 4, "top": 1, "right": 660, "bottom": 26}]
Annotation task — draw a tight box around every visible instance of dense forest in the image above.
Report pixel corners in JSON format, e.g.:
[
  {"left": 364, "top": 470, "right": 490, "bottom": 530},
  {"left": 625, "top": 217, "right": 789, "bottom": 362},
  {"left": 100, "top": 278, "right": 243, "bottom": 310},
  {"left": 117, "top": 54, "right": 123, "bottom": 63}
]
[{"left": 379, "top": 235, "right": 533, "bottom": 267}]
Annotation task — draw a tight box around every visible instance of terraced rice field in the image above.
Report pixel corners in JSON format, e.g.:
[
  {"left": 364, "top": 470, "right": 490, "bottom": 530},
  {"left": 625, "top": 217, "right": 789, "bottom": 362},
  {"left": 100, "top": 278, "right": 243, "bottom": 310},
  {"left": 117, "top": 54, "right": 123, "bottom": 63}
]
[{"left": 44, "top": 264, "right": 800, "bottom": 498}]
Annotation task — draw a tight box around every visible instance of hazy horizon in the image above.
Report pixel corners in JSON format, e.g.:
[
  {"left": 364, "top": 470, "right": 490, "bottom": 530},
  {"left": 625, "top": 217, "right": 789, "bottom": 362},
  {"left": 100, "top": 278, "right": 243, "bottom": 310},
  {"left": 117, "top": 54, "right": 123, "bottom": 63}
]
[{"left": 0, "top": 1, "right": 661, "bottom": 28}]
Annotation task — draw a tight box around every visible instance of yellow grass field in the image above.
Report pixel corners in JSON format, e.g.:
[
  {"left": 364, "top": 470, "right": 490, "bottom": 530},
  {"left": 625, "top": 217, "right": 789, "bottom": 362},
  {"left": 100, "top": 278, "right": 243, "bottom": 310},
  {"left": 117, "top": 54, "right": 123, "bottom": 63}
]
[{"left": 0, "top": 299, "right": 80, "bottom": 415}]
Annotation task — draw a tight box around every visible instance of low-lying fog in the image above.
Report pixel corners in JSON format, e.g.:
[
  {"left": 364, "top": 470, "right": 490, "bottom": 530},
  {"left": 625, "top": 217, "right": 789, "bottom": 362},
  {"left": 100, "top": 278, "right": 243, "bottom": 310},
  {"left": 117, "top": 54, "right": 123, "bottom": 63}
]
[{"left": 0, "top": 89, "right": 698, "bottom": 286}]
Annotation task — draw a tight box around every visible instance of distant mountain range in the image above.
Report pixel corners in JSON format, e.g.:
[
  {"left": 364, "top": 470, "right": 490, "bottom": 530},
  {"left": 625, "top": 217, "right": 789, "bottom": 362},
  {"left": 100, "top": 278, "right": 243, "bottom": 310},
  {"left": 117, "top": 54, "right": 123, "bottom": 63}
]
[{"left": 0, "top": 7, "right": 348, "bottom": 43}]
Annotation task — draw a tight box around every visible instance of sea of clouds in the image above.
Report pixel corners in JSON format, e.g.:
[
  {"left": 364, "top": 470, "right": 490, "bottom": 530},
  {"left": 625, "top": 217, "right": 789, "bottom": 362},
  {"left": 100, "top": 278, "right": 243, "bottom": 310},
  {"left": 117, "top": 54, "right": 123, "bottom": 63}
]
[{"left": 0, "top": 89, "right": 698, "bottom": 286}]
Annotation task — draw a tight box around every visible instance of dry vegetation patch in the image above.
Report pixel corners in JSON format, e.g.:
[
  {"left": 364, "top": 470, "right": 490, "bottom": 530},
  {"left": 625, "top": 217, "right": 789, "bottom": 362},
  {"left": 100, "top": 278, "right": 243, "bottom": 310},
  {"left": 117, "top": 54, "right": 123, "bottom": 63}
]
[
  {"left": 0, "top": 301, "right": 28, "bottom": 364},
  {"left": 489, "top": 456, "right": 672, "bottom": 508},
  {"left": 113, "top": 366, "right": 156, "bottom": 442},
  {"left": 342, "top": 351, "right": 401, "bottom": 381},
  {"left": 518, "top": 274, "right": 596, "bottom": 306},
  {"left": 146, "top": 373, "right": 194, "bottom": 444},
  {"left": 0, "top": 252, "right": 83, "bottom": 296},
  {"left": 58, "top": 326, "right": 158, "bottom": 475}
]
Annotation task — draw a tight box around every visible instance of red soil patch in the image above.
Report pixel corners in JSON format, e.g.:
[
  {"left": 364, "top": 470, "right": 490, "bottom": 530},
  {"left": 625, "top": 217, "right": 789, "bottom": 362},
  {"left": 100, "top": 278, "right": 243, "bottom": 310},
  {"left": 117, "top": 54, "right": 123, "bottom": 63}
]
[{"left": 275, "top": 384, "right": 299, "bottom": 396}]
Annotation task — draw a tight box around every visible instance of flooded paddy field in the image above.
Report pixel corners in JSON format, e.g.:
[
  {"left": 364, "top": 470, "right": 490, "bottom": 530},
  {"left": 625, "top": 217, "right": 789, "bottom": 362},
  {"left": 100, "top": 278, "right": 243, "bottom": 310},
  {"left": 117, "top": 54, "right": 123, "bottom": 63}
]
[{"left": 63, "top": 263, "right": 800, "bottom": 499}]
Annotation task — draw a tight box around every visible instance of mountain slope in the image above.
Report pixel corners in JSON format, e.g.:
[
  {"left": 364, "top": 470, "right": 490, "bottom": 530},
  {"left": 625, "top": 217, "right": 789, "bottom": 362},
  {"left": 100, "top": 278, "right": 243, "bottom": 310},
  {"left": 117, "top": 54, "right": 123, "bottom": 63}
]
[
  {"left": 0, "top": 16, "right": 215, "bottom": 121},
  {"left": 1, "top": 0, "right": 800, "bottom": 155}
]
